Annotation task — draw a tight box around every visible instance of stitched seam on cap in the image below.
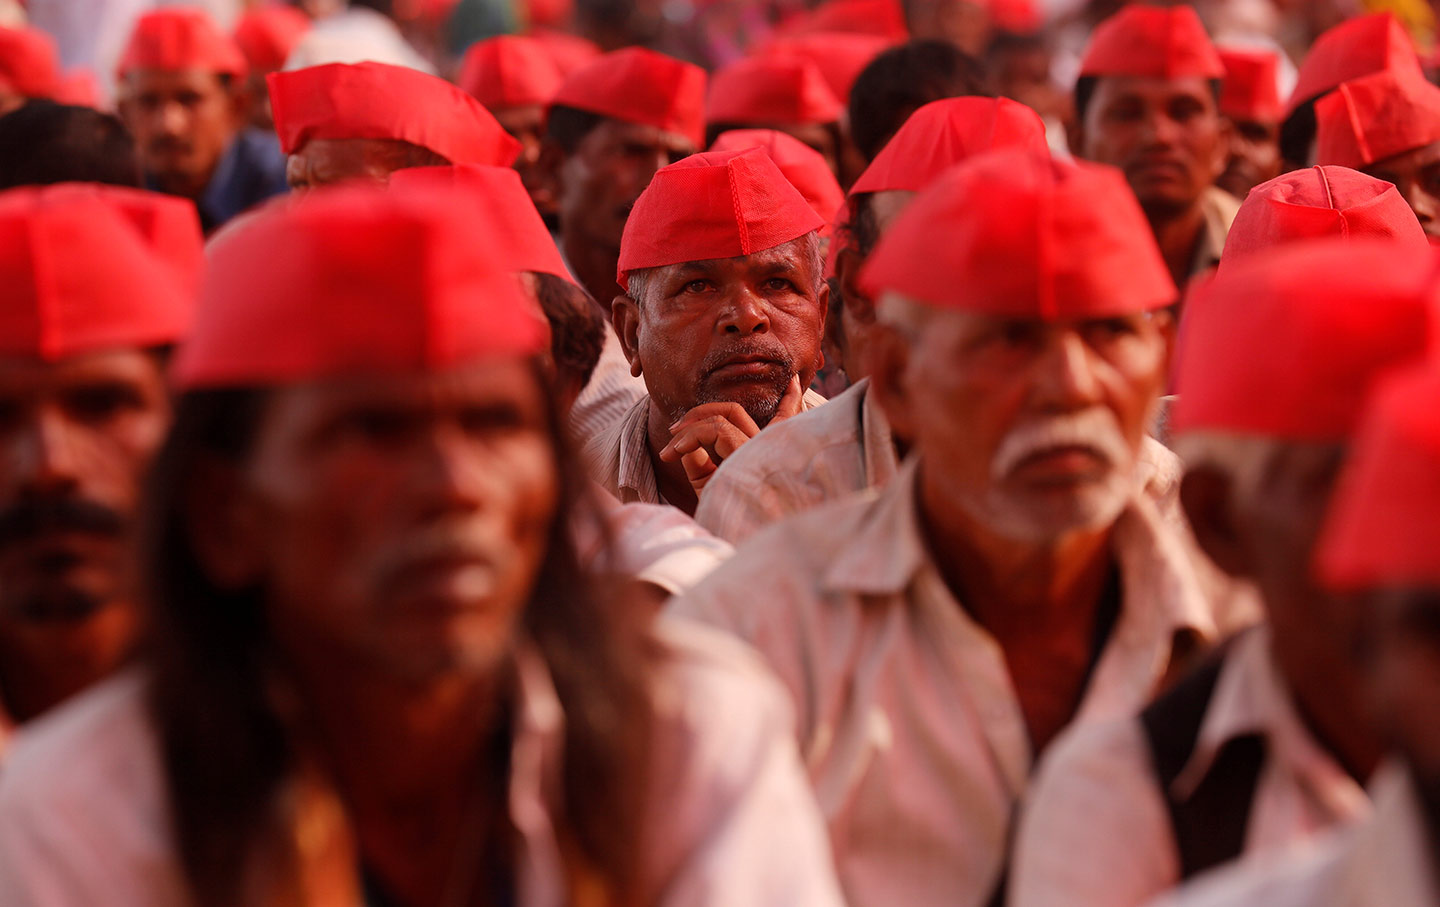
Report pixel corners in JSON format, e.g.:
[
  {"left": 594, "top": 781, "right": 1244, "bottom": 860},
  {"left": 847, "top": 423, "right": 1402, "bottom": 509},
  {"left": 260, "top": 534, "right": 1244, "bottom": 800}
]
[
  {"left": 729, "top": 159, "right": 751, "bottom": 254},
  {"left": 1342, "top": 84, "right": 1373, "bottom": 165}
]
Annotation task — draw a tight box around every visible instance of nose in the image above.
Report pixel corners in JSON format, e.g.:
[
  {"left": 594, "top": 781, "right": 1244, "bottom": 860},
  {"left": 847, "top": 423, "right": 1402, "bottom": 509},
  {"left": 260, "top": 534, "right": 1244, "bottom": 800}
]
[
  {"left": 13, "top": 407, "right": 82, "bottom": 497},
  {"left": 1140, "top": 110, "right": 1179, "bottom": 148},
  {"left": 154, "top": 100, "right": 187, "bottom": 138},
  {"left": 1031, "top": 329, "right": 1102, "bottom": 412},
  {"left": 717, "top": 287, "right": 770, "bottom": 335},
  {"left": 412, "top": 423, "right": 489, "bottom": 520}
]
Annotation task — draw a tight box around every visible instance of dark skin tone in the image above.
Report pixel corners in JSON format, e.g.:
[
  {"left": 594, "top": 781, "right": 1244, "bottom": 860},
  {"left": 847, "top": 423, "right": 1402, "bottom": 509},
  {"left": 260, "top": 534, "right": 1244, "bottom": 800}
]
[
  {"left": 1182, "top": 441, "right": 1383, "bottom": 783},
  {"left": 0, "top": 350, "right": 169, "bottom": 722},
  {"left": 286, "top": 137, "right": 442, "bottom": 191},
  {"left": 491, "top": 104, "right": 552, "bottom": 215},
  {"left": 1218, "top": 116, "right": 1282, "bottom": 199},
  {"left": 537, "top": 119, "right": 696, "bottom": 316},
  {"left": 1365, "top": 139, "right": 1440, "bottom": 241},
  {"left": 193, "top": 359, "right": 558, "bottom": 907},
  {"left": 870, "top": 307, "right": 1171, "bottom": 750},
  {"left": 832, "top": 189, "right": 915, "bottom": 383},
  {"left": 1074, "top": 75, "right": 1231, "bottom": 286},
  {"left": 118, "top": 68, "right": 246, "bottom": 200}
]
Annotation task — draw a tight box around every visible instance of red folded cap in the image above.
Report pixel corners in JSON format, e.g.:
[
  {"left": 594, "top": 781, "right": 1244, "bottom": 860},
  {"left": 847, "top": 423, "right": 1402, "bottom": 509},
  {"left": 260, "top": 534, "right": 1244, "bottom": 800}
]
[
  {"left": 1314, "top": 68, "right": 1440, "bottom": 171},
  {"left": 1219, "top": 47, "right": 1283, "bottom": 122},
  {"left": 990, "top": 0, "right": 1043, "bottom": 34},
  {"left": 458, "top": 35, "right": 563, "bottom": 110},
  {"left": 174, "top": 185, "right": 548, "bottom": 389},
  {"left": 387, "top": 164, "right": 569, "bottom": 280},
  {"left": 233, "top": 6, "right": 311, "bottom": 73},
  {"left": 765, "top": 32, "right": 894, "bottom": 102},
  {"left": 527, "top": 29, "right": 600, "bottom": 77},
  {"left": 708, "top": 57, "right": 843, "bottom": 127},
  {"left": 1171, "top": 238, "right": 1436, "bottom": 441},
  {"left": 268, "top": 62, "right": 521, "bottom": 167},
  {"left": 549, "top": 47, "right": 706, "bottom": 148},
  {"left": 0, "top": 184, "right": 195, "bottom": 360},
  {"left": 1221, "top": 166, "right": 1427, "bottom": 267},
  {"left": 710, "top": 129, "right": 844, "bottom": 226},
  {"left": 782, "top": 0, "right": 908, "bottom": 41},
  {"left": 862, "top": 151, "right": 1176, "bottom": 318},
  {"left": 0, "top": 26, "right": 60, "bottom": 98},
  {"left": 850, "top": 96, "right": 1049, "bottom": 195},
  {"left": 617, "top": 147, "right": 825, "bottom": 290},
  {"left": 118, "top": 8, "right": 248, "bottom": 79},
  {"left": 1285, "top": 12, "right": 1422, "bottom": 117},
  {"left": 53, "top": 69, "right": 100, "bottom": 108},
  {"left": 1079, "top": 4, "right": 1224, "bottom": 81},
  {"left": 1316, "top": 364, "right": 1440, "bottom": 589}
]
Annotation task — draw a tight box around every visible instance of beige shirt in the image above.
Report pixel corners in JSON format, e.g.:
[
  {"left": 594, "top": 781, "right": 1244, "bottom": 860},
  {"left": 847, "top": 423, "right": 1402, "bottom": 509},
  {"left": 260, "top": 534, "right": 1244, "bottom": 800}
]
[
  {"left": 669, "top": 459, "right": 1259, "bottom": 907},
  {"left": 694, "top": 378, "right": 899, "bottom": 545},
  {"left": 1153, "top": 762, "right": 1440, "bottom": 907},
  {"left": 1012, "top": 625, "right": 1371, "bottom": 907},
  {"left": 1191, "top": 187, "right": 1241, "bottom": 277},
  {"left": 584, "top": 389, "right": 827, "bottom": 508},
  {"left": 576, "top": 486, "right": 734, "bottom": 596},
  {"left": 0, "top": 621, "right": 846, "bottom": 907},
  {"left": 569, "top": 329, "right": 648, "bottom": 441}
]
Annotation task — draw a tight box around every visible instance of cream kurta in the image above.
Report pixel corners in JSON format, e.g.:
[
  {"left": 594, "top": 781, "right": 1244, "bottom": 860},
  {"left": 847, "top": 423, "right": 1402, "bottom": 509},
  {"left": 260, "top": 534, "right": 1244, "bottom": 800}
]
[
  {"left": 569, "top": 329, "right": 648, "bottom": 441},
  {"left": 669, "top": 460, "right": 1259, "bottom": 907},
  {"left": 1012, "top": 625, "right": 1371, "bottom": 907},
  {"left": 0, "top": 622, "right": 845, "bottom": 907}
]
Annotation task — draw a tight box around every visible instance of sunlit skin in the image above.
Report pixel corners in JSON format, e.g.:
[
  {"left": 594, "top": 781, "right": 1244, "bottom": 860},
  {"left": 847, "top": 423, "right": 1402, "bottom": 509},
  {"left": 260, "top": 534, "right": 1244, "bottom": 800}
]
[
  {"left": 286, "top": 137, "right": 439, "bottom": 191},
  {"left": 871, "top": 306, "right": 1172, "bottom": 749},
  {"left": 0, "top": 350, "right": 169, "bottom": 722},
  {"left": 539, "top": 118, "right": 695, "bottom": 313},
  {"left": 118, "top": 68, "right": 245, "bottom": 199},
  {"left": 1218, "top": 116, "right": 1282, "bottom": 199},
  {"left": 832, "top": 189, "right": 916, "bottom": 382},
  {"left": 1365, "top": 139, "right": 1440, "bottom": 241},
  {"left": 491, "top": 104, "right": 551, "bottom": 212},
  {"left": 1367, "top": 586, "right": 1440, "bottom": 840}
]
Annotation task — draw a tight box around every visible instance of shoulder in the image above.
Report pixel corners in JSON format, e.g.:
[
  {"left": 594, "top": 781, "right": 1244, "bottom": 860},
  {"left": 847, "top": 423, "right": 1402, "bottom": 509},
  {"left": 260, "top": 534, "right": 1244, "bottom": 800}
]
[
  {"left": 709, "top": 382, "right": 865, "bottom": 485},
  {"left": 1151, "top": 841, "right": 1348, "bottom": 907},
  {"left": 581, "top": 396, "right": 648, "bottom": 480}
]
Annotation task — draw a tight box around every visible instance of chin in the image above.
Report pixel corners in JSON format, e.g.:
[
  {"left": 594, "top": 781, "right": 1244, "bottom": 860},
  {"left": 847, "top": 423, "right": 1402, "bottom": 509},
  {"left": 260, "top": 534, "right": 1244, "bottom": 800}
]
[{"left": 961, "top": 483, "right": 1131, "bottom": 545}]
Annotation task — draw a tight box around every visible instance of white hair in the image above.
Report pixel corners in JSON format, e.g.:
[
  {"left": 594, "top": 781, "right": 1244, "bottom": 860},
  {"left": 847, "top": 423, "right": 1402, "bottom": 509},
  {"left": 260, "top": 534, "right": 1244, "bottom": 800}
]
[{"left": 624, "top": 232, "right": 824, "bottom": 309}]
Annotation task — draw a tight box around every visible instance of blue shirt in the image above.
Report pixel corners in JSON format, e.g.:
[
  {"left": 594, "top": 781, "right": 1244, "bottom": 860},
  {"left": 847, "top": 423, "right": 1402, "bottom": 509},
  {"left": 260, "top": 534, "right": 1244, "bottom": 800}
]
[{"left": 148, "top": 128, "right": 289, "bottom": 233}]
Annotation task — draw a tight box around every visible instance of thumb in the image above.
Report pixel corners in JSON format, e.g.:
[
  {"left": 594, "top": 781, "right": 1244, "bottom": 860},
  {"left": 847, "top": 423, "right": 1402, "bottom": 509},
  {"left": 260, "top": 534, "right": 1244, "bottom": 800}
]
[{"left": 774, "top": 374, "right": 805, "bottom": 422}]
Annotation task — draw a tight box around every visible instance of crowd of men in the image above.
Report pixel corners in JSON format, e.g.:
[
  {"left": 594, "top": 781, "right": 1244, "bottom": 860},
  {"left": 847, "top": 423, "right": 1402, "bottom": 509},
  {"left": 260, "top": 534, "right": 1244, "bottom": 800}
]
[{"left": 0, "top": 0, "right": 1439, "bottom": 904}]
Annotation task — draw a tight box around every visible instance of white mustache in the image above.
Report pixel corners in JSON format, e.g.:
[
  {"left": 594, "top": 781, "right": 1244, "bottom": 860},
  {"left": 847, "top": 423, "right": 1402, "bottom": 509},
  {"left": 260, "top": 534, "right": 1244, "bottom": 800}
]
[{"left": 991, "top": 409, "right": 1133, "bottom": 481}]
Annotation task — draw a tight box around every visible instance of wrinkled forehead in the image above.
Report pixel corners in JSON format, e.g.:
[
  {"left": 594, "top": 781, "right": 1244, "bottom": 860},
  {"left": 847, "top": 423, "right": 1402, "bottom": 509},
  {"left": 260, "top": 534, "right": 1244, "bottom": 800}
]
[
  {"left": 119, "top": 67, "right": 229, "bottom": 98},
  {"left": 585, "top": 116, "right": 695, "bottom": 156}
]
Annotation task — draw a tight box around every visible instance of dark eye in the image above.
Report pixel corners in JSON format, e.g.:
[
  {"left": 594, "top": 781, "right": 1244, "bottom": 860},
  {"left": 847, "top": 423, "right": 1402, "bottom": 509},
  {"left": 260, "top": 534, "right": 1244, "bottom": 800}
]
[
  {"left": 764, "top": 277, "right": 797, "bottom": 293},
  {"left": 1104, "top": 100, "right": 1144, "bottom": 123},
  {"left": 1085, "top": 317, "right": 1140, "bottom": 342},
  {"left": 1169, "top": 97, "right": 1205, "bottom": 122},
  {"left": 63, "top": 384, "right": 144, "bottom": 424},
  {"left": 683, "top": 280, "right": 711, "bottom": 294},
  {"left": 457, "top": 404, "right": 526, "bottom": 436},
  {"left": 337, "top": 408, "right": 414, "bottom": 446}
]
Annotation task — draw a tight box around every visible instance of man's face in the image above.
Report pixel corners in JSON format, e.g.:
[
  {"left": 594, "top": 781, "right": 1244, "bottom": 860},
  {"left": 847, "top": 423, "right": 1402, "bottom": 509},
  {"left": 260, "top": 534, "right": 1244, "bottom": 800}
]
[
  {"left": 1365, "top": 140, "right": 1440, "bottom": 241},
  {"left": 286, "top": 138, "right": 421, "bottom": 192},
  {"left": 620, "top": 240, "right": 827, "bottom": 427},
  {"left": 1079, "top": 75, "right": 1229, "bottom": 215},
  {"left": 891, "top": 307, "right": 1171, "bottom": 542},
  {"left": 492, "top": 104, "right": 550, "bottom": 209},
  {"left": 233, "top": 359, "right": 558, "bottom": 682},
  {"left": 774, "top": 121, "right": 841, "bottom": 180},
  {"left": 553, "top": 118, "right": 695, "bottom": 256},
  {"left": 1218, "top": 116, "right": 1281, "bottom": 199},
  {"left": 0, "top": 350, "right": 170, "bottom": 622},
  {"left": 119, "top": 69, "right": 241, "bottom": 192},
  {"left": 1368, "top": 585, "right": 1440, "bottom": 826}
]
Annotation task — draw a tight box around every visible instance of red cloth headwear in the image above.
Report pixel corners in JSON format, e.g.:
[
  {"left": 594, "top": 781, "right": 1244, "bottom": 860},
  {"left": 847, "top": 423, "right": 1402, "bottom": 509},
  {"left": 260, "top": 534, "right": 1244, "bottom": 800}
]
[
  {"left": 709, "top": 129, "right": 844, "bottom": 227},
  {"left": 0, "top": 26, "right": 60, "bottom": 98},
  {"left": 549, "top": 48, "right": 706, "bottom": 149},
  {"left": 458, "top": 35, "right": 563, "bottom": 110},
  {"left": 850, "top": 96, "right": 1049, "bottom": 195},
  {"left": 1316, "top": 363, "right": 1440, "bottom": 589},
  {"left": 387, "top": 164, "right": 569, "bottom": 280},
  {"left": 1078, "top": 4, "right": 1224, "bottom": 80},
  {"left": 268, "top": 62, "right": 521, "bottom": 167},
  {"left": 174, "top": 185, "right": 548, "bottom": 389},
  {"left": 1171, "top": 238, "right": 1436, "bottom": 441},
  {"left": 527, "top": 29, "right": 600, "bottom": 77},
  {"left": 862, "top": 151, "right": 1176, "bottom": 318},
  {"left": 0, "top": 184, "right": 195, "bottom": 360},
  {"left": 1218, "top": 47, "right": 1283, "bottom": 123},
  {"left": 764, "top": 32, "right": 894, "bottom": 102},
  {"left": 708, "top": 57, "right": 843, "bottom": 127},
  {"left": 1314, "top": 68, "right": 1440, "bottom": 171},
  {"left": 53, "top": 69, "right": 101, "bottom": 108},
  {"left": 1285, "top": 12, "right": 1422, "bottom": 117},
  {"left": 117, "top": 8, "right": 248, "bottom": 78},
  {"left": 617, "top": 147, "right": 825, "bottom": 290},
  {"left": 781, "top": 0, "right": 908, "bottom": 41},
  {"left": 1221, "top": 166, "right": 1427, "bottom": 267},
  {"left": 42, "top": 183, "right": 206, "bottom": 299},
  {"left": 232, "top": 6, "right": 311, "bottom": 73}
]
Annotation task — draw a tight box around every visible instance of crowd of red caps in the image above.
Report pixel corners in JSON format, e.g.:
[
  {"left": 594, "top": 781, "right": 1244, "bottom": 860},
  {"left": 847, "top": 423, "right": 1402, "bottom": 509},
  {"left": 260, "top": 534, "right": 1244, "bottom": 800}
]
[{"left": 4, "top": 1, "right": 1440, "bottom": 905}]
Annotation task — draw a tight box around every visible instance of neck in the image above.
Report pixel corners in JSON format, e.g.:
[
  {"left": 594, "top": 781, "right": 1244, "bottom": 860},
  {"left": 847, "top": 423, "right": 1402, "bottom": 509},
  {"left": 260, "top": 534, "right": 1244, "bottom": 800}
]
[
  {"left": 1144, "top": 200, "right": 1207, "bottom": 288},
  {"left": 561, "top": 231, "right": 622, "bottom": 320},
  {"left": 0, "top": 603, "right": 139, "bottom": 724},
  {"left": 1276, "top": 640, "right": 1384, "bottom": 785},
  {"left": 645, "top": 403, "right": 699, "bottom": 515},
  {"left": 151, "top": 167, "right": 216, "bottom": 202}
]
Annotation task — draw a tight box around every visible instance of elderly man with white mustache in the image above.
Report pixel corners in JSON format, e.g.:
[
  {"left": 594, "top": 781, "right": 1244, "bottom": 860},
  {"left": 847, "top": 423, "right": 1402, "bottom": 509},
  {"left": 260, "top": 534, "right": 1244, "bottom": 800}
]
[{"left": 667, "top": 150, "right": 1259, "bottom": 907}]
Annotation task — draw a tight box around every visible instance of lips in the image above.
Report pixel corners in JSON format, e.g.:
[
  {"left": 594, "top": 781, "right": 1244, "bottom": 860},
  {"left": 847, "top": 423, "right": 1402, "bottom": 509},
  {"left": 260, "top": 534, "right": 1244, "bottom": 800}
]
[
  {"left": 707, "top": 354, "right": 787, "bottom": 381},
  {"left": 1011, "top": 444, "right": 1110, "bottom": 481}
]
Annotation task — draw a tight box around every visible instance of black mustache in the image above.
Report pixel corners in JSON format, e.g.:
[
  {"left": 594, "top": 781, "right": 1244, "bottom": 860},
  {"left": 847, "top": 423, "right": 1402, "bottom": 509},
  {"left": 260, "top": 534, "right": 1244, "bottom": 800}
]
[{"left": 0, "top": 496, "right": 126, "bottom": 545}]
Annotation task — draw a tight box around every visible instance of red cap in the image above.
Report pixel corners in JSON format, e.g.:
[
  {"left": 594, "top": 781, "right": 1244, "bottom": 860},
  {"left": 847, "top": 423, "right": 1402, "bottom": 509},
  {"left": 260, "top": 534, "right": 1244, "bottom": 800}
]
[
  {"left": 708, "top": 57, "right": 843, "bottom": 127},
  {"left": 781, "top": 0, "right": 908, "bottom": 42},
  {"left": 268, "top": 62, "right": 521, "bottom": 167},
  {"left": 862, "top": 152, "right": 1176, "bottom": 318},
  {"left": 0, "top": 26, "right": 60, "bottom": 98},
  {"left": 1171, "top": 239, "right": 1436, "bottom": 441},
  {"left": 0, "top": 185, "right": 195, "bottom": 360},
  {"left": 850, "top": 96, "right": 1049, "bottom": 195},
  {"left": 550, "top": 48, "right": 706, "bottom": 149},
  {"left": 1079, "top": 5, "right": 1224, "bottom": 81},
  {"left": 174, "top": 185, "right": 548, "bottom": 389},
  {"left": 617, "top": 147, "right": 825, "bottom": 290},
  {"left": 990, "top": 0, "right": 1043, "bottom": 34},
  {"left": 1316, "top": 364, "right": 1440, "bottom": 589},
  {"left": 710, "top": 129, "right": 844, "bottom": 226},
  {"left": 765, "top": 32, "right": 893, "bottom": 101},
  {"left": 53, "top": 69, "right": 101, "bottom": 108},
  {"left": 527, "top": 29, "right": 600, "bottom": 77},
  {"left": 233, "top": 6, "right": 311, "bottom": 73},
  {"left": 1219, "top": 47, "right": 1283, "bottom": 123},
  {"left": 1314, "top": 68, "right": 1440, "bottom": 171},
  {"left": 458, "top": 35, "right": 563, "bottom": 110},
  {"left": 387, "top": 164, "right": 569, "bottom": 280},
  {"left": 1221, "top": 166, "right": 1427, "bottom": 267},
  {"left": 43, "top": 183, "right": 206, "bottom": 299},
  {"left": 1285, "top": 12, "right": 1422, "bottom": 117},
  {"left": 117, "top": 8, "right": 248, "bottom": 79}
]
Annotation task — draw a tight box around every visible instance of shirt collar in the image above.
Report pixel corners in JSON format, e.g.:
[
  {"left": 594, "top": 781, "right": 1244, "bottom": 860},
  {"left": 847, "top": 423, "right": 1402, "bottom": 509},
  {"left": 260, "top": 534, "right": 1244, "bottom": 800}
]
[
  {"left": 858, "top": 380, "right": 900, "bottom": 490},
  {"left": 615, "top": 396, "right": 662, "bottom": 506},
  {"left": 1341, "top": 762, "right": 1440, "bottom": 906}
]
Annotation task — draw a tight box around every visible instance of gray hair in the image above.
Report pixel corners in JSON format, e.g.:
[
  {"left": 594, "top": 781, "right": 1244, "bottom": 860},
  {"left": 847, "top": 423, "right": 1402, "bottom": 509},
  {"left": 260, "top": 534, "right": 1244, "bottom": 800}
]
[{"left": 624, "top": 231, "right": 825, "bottom": 310}]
